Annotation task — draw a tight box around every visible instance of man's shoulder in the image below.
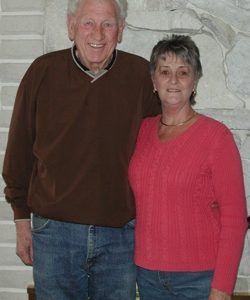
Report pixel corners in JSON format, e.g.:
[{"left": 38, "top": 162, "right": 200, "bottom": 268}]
[
  {"left": 21, "top": 48, "right": 71, "bottom": 82},
  {"left": 117, "top": 49, "right": 149, "bottom": 64},
  {"left": 33, "top": 48, "right": 71, "bottom": 65}
]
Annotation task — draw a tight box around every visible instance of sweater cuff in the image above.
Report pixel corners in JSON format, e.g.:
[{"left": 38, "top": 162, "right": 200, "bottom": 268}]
[{"left": 11, "top": 203, "right": 31, "bottom": 220}]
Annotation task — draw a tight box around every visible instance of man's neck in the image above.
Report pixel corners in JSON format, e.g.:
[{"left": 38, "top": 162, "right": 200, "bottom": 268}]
[
  {"left": 75, "top": 46, "right": 116, "bottom": 75},
  {"left": 71, "top": 44, "right": 117, "bottom": 80}
]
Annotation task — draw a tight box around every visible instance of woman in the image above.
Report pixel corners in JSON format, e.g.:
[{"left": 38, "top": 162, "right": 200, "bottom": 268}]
[{"left": 129, "top": 35, "right": 247, "bottom": 300}]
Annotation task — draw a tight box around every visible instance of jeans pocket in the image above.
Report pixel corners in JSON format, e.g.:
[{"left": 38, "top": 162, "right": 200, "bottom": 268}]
[
  {"left": 126, "top": 218, "right": 136, "bottom": 229},
  {"left": 32, "top": 214, "right": 50, "bottom": 232}
]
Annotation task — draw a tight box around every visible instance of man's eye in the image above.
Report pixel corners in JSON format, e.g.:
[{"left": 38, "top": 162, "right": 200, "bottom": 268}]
[
  {"left": 82, "top": 21, "right": 93, "bottom": 27},
  {"left": 103, "top": 22, "right": 116, "bottom": 28}
]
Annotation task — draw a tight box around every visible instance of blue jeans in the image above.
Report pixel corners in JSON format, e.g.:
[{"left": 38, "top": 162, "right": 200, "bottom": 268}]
[
  {"left": 137, "top": 266, "right": 213, "bottom": 300},
  {"left": 32, "top": 214, "right": 136, "bottom": 300}
]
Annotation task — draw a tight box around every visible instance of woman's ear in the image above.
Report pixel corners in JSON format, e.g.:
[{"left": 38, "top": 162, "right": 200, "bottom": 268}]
[{"left": 152, "top": 76, "right": 157, "bottom": 92}]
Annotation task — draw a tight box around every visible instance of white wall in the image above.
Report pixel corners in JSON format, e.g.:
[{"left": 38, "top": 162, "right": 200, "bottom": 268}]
[{"left": 0, "top": 1, "right": 45, "bottom": 299}]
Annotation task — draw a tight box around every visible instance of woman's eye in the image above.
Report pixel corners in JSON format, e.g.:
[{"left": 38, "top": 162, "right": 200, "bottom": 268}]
[
  {"left": 177, "top": 68, "right": 190, "bottom": 77},
  {"left": 160, "top": 70, "right": 169, "bottom": 76},
  {"left": 178, "top": 71, "right": 188, "bottom": 76}
]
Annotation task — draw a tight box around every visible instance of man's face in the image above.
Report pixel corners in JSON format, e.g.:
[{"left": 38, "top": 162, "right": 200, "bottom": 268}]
[{"left": 67, "top": 0, "right": 124, "bottom": 73}]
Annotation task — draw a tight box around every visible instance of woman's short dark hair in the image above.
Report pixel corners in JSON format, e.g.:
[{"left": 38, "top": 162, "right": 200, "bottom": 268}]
[{"left": 150, "top": 35, "right": 203, "bottom": 105}]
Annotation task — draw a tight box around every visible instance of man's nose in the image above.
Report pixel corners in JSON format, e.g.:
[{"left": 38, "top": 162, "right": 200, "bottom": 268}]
[{"left": 92, "top": 25, "right": 104, "bottom": 40}]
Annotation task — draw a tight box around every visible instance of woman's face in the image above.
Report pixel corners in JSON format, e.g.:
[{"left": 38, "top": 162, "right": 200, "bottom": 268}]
[{"left": 152, "top": 53, "right": 196, "bottom": 109}]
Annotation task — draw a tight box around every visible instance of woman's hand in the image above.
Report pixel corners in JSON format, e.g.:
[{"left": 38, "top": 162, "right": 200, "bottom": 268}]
[{"left": 209, "top": 288, "right": 231, "bottom": 300}]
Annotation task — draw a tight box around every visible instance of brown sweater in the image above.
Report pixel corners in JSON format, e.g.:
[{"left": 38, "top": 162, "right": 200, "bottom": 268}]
[{"left": 2, "top": 48, "right": 160, "bottom": 227}]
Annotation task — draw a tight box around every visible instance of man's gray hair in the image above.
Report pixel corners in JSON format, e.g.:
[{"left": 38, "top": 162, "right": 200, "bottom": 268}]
[{"left": 67, "top": 0, "right": 128, "bottom": 19}]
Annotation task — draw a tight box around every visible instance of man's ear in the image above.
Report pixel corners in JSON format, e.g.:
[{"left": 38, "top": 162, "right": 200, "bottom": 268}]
[
  {"left": 117, "top": 20, "right": 125, "bottom": 43},
  {"left": 67, "top": 15, "right": 75, "bottom": 41}
]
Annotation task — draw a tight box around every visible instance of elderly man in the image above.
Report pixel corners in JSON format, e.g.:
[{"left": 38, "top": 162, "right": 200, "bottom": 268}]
[{"left": 2, "top": 0, "right": 159, "bottom": 299}]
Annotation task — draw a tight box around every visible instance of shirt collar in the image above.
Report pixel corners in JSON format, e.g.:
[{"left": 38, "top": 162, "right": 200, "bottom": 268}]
[{"left": 71, "top": 44, "right": 117, "bottom": 82}]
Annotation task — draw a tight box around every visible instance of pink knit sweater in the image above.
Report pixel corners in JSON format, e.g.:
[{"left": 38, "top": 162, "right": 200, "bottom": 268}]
[{"left": 129, "top": 114, "right": 247, "bottom": 294}]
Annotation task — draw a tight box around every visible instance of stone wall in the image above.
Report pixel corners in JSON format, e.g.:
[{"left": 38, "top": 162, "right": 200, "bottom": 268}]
[{"left": 0, "top": 0, "right": 249, "bottom": 299}]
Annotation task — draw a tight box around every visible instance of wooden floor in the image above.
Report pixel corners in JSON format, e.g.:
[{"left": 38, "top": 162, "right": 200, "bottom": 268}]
[
  {"left": 232, "top": 295, "right": 250, "bottom": 300},
  {"left": 27, "top": 285, "right": 35, "bottom": 300},
  {"left": 27, "top": 285, "right": 250, "bottom": 300}
]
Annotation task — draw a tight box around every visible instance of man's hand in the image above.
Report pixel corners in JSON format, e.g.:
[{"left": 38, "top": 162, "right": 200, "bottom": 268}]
[
  {"left": 15, "top": 220, "right": 33, "bottom": 265},
  {"left": 209, "top": 288, "right": 231, "bottom": 300}
]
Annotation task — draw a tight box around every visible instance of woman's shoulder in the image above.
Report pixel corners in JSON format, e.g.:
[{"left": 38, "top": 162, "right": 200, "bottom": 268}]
[
  {"left": 198, "top": 114, "right": 236, "bottom": 147},
  {"left": 137, "top": 115, "right": 160, "bottom": 139},
  {"left": 199, "top": 114, "right": 231, "bottom": 133},
  {"left": 142, "top": 115, "right": 160, "bottom": 126}
]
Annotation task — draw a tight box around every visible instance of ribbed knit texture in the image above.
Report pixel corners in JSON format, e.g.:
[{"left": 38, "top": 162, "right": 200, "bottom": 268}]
[{"left": 129, "top": 114, "right": 247, "bottom": 294}]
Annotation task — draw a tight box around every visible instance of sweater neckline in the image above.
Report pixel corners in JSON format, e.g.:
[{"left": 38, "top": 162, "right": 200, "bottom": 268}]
[
  {"left": 154, "top": 113, "right": 204, "bottom": 145},
  {"left": 71, "top": 44, "right": 117, "bottom": 83}
]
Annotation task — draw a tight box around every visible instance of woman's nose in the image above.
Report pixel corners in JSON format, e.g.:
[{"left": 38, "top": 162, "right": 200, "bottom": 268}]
[{"left": 170, "top": 73, "right": 177, "bottom": 83}]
